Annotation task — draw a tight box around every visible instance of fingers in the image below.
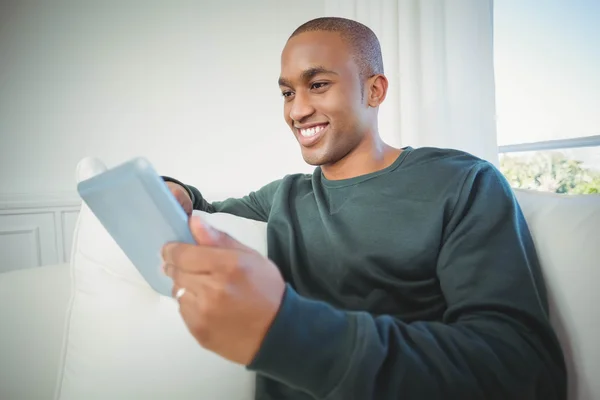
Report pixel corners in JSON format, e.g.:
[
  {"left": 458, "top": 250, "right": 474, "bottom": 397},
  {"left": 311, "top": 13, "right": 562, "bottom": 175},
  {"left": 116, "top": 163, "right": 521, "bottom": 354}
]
[
  {"left": 162, "top": 243, "right": 237, "bottom": 274},
  {"left": 171, "top": 281, "right": 204, "bottom": 335},
  {"left": 189, "top": 217, "right": 251, "bottom": 253},
  {"left": 166, "top": 182, "right": 193, "bottom": 217},
  {"left": 176, "top": 289, "right": 210, "bottom": 344},
  {"left": 173, "top": 189, "right": 192, "bottom": 216},
  {"left": 166, "top": 266, "right": 220, "bottom": 292},
  {"left": 188, "top": 216, "right": 221, "bottom": 245},
  {"left": 181, "top": 200, "right": 192, "bottom": 217},
  {"left": 170, "top": 267, "right": 227, "bottom": 348},
  {"left": 170, "top": 270, "right": 213, "bottom": 346},
  {"left": 162, "top": 216, "right": 254, "bottom": 275}
]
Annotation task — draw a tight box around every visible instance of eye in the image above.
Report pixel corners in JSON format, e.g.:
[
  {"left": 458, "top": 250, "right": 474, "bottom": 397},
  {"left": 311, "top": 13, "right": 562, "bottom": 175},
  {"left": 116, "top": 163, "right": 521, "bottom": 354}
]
[
  {"left": 281, "top": 90, "right": 294, "bottom": 98},
  {"left": 311, "top": 82, "right": 329, "bottom": 91}
]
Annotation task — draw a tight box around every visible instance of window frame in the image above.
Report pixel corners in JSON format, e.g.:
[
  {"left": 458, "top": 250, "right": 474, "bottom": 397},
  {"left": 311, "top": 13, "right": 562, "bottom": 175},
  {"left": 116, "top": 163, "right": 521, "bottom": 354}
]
[{"left": 498, "top": 135, "right": 600, "bottom": 154}]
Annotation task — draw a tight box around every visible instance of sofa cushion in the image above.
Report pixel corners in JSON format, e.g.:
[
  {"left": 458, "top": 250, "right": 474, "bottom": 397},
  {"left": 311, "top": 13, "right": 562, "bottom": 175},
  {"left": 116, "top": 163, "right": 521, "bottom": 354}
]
[
  {"left": 0, "top": 264, "right": 71, "bottom": 400},
  {"left": 514, "top": 189, "right": 600, "bottom": 400},
  {"left": 55, "top": 157, "right": 261, "bottom": 400}
]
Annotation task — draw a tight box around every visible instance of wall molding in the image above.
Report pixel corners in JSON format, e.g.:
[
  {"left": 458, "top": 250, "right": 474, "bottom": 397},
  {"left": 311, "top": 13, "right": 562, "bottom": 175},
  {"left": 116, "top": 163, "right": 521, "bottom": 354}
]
[
  {"left": 0, "top": 193, "right": 81, "bottom": 272},
  {"left": 0, "top": 226, "right": 42, "bottom": 266},
  {"left": 0, "top": 192, "right": 81, "bottom": 210}
]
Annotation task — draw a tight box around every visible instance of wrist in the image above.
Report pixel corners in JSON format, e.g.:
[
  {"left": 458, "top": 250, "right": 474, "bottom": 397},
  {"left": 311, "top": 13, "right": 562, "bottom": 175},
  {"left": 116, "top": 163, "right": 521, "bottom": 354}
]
[{"left": 246, "top": 285, "right": 355, "bottom": 397}]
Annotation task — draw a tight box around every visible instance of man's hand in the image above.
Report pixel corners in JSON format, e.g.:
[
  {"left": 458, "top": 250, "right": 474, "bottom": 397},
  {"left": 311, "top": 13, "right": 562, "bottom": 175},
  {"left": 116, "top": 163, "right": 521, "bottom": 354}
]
[
  {"left": 166, "top": 181, "right": 193, "bottom": 217},
  {"left": 161, "top": 216, "right": 286, "bottom": 366}
]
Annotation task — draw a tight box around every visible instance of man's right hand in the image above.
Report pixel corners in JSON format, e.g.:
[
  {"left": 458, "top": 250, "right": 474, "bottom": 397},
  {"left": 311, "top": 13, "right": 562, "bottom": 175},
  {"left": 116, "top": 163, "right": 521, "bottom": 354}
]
[{"left": 166, "top": 181, "right": 193, "bottom": 217}]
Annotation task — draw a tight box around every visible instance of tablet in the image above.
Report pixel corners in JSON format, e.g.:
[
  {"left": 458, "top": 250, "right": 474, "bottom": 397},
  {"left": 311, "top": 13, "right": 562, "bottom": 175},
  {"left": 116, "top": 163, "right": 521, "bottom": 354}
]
[{"left": 77, "top": 157, "right": 195, "bottom": 297}]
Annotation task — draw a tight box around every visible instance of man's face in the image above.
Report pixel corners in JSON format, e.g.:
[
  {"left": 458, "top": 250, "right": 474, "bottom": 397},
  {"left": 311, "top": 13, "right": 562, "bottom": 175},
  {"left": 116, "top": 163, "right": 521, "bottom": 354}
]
[{"left": 279, "top": 31, "right": 371, "bottom": 166}]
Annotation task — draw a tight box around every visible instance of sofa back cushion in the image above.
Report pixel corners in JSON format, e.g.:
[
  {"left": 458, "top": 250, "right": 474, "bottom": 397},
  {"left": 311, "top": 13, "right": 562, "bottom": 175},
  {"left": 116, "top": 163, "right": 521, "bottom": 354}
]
[
  {"left": 514, "top": 189, "right": 600, "bottom": 400},
  {"left": 55, "top": 157, "right": 262, "bottom": 400}
]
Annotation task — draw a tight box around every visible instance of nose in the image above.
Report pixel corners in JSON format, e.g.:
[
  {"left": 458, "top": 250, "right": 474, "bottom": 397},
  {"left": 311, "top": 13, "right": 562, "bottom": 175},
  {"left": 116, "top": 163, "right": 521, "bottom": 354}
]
[{"left": 288, "top": 92, "right": 315, "bottom": 123}]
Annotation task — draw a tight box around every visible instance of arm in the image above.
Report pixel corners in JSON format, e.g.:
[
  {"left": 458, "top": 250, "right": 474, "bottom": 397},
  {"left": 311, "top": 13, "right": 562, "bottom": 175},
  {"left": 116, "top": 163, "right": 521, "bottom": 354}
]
[
  {"left": 162, "top": 176, "right": 281, "bottom": 222},
  {"left": 247, "top": 162, "right": 567, "bottom": 399}
]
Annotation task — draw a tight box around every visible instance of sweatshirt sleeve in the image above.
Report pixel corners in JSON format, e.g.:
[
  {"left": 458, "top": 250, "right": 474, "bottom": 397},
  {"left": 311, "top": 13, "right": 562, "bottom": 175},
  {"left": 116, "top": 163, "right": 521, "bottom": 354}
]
[
  {"left": 247, "top": 162, "right": 567, "bottom": 400},
  {"left": 162, "top": 176, "right": 281, "bottom": 222}
]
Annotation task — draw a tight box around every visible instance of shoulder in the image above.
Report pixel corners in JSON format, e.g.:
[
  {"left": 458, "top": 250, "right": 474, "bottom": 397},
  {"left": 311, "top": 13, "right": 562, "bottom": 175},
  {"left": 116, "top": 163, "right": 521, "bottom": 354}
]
[
  {"left": 278, "top": 172, "right": 314, "bottom": 186},
  {"left": 255, "top": 173, "right": 313, "bottom": 196},
  {"left": 415, "top": 148, "right": 517, "bottom": 215},
  {"left": 405, "top": 146, "right": 507, "bottom": 185},
  {"left": 398, "top": 146, "right": 513, "bottom": 208},
  {"left": 403, "top": 146, "right": 487, "bottom": 172},
  {"left": 399, "top": 145, "right": 500, "bottom": 183}
]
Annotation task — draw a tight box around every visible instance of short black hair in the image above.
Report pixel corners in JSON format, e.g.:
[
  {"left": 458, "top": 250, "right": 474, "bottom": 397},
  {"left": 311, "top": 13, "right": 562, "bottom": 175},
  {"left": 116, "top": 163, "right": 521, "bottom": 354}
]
[{"left": 289, "top": 17, "right": 384, "bottom": 82}]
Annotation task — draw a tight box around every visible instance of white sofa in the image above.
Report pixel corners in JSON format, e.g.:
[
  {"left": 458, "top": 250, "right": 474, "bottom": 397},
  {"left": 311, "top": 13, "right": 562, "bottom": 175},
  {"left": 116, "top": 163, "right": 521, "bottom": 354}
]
[{"left": 1, "top": 164, "right": 599, "bottom": 399}]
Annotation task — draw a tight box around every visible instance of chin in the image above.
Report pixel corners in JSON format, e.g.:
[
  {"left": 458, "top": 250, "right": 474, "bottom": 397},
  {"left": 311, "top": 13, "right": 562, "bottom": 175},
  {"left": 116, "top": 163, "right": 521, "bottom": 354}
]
[
  {"left": 301, "top": 155, "right": 322, "bottom": 166},
  {"left": 299, "top": 149, "right": 322, "bottom": 166},
  {"left": 300, "top": 149, "right": 334, "bottom": 167}
]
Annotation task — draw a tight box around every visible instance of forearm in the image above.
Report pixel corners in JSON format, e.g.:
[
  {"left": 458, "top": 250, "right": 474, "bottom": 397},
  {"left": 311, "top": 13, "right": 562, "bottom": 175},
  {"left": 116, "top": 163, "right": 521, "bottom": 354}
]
[
  {"left": 162, "top": 176, "right": 280, "bottom": 222},
  {"left": 248, "top": 285, "right": 565, "bottom": 400}
]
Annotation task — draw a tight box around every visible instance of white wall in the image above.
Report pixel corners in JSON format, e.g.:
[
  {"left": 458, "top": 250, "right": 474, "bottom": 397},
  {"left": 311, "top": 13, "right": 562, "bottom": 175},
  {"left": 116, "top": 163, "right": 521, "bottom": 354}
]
[{"left": 0, "top": 0, "right": 325, "bottom": 200}]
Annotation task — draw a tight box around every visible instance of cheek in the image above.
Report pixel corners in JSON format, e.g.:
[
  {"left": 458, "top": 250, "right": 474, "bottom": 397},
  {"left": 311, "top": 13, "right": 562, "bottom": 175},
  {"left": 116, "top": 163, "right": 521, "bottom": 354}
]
[
  {"left": 315, "top": 94, "right": 345, "bottom": 121},
  {"left": 283, "top": 103, "right": 292, "bottom": 125},
  {"left": 329, "top": 87, "right": 361, "bottom": 117}
]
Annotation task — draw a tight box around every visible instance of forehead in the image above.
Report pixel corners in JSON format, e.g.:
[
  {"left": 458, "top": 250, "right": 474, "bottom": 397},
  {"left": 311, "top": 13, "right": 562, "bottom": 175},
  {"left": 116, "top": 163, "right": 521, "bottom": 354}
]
[{"left": 280, "top": 31, "right": 357, "bottom": 79}]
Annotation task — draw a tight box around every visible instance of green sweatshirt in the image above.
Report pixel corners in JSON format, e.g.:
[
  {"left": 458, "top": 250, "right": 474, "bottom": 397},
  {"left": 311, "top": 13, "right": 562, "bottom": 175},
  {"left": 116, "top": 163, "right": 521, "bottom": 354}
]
[{"left": 165, "top": 146, "right": 566, "bottom": 400}]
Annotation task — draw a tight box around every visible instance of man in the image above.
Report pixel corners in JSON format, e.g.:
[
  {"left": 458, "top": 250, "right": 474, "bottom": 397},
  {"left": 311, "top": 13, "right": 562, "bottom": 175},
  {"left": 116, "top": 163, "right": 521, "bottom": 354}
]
[{"left": 161, "top": 17, "right": 567, "bottom": 400}]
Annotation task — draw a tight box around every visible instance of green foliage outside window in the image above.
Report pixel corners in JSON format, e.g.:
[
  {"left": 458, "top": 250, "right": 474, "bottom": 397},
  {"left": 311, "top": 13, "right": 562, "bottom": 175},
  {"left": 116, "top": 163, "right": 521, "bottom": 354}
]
[{"left": 500, "top": 151, "right": 600, "bottom": 195}]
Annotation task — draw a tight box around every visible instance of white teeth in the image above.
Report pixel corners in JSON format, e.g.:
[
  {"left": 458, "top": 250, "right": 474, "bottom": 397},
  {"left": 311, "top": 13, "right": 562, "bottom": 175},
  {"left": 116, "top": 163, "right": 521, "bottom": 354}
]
[{"left": 300, "top": 124, "right": 326, "bottom": 137}]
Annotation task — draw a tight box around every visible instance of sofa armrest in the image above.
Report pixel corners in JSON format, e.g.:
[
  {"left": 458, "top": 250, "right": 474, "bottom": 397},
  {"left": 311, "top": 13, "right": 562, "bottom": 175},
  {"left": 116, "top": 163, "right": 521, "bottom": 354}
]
[{"left": 0, "top": 264, "right": 72, "bottom": 400}]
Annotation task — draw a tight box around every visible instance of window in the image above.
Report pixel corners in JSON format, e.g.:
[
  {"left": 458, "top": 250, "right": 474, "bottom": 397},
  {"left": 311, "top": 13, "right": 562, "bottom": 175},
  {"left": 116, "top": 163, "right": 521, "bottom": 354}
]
[{"left": 493, "top": 0, "right": 600, "bottom": 194}]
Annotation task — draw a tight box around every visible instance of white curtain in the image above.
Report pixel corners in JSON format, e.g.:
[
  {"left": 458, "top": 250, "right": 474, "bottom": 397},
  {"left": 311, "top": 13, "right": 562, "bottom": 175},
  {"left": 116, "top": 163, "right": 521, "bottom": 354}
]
[{"left": 324, "top": 0, "right": 499, "bottom": 165}]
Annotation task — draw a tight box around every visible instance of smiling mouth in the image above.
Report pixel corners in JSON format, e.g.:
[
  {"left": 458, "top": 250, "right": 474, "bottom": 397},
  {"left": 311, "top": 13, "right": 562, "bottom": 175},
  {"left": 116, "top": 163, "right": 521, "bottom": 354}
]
[
  {"left": 298, "top": 124, "right": 327, "bottom": 137},
  {"left": 295, "top": 123, "right": 329, "bottom": 147}
]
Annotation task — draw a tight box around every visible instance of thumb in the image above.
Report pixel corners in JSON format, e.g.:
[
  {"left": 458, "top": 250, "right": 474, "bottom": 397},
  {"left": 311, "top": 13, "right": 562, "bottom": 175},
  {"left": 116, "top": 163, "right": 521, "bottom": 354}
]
[{"left": 189, "top": 215, "right": 248, "bottom": 251}]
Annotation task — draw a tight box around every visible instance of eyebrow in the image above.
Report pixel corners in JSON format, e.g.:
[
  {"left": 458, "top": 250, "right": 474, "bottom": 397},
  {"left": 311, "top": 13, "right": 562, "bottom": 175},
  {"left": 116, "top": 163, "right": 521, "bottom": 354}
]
[{"left": 278, "top": 66, "right": 338, "bottom": 87}]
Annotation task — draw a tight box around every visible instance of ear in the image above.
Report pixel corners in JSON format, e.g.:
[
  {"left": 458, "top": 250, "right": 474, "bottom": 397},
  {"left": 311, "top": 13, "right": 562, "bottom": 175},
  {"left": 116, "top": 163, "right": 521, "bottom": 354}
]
[{"left": 366, "top": 74, "right": 388, "bottom": 107}]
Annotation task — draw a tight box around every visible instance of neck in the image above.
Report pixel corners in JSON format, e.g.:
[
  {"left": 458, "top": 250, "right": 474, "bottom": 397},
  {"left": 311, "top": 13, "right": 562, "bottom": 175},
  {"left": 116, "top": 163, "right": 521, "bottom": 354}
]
[{"left": 321, "top": 135, "right": 402, "bottom": 181}]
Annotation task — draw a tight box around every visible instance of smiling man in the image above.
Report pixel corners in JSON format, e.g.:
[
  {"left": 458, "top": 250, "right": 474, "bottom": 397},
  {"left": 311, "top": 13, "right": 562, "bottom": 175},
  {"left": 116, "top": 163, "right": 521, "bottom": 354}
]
[
  {"left": 278, "top": 22, "right": 398, "bottom": 180},
  {"left": 161, "top": 17, "right": 567, "bottom": 400}
]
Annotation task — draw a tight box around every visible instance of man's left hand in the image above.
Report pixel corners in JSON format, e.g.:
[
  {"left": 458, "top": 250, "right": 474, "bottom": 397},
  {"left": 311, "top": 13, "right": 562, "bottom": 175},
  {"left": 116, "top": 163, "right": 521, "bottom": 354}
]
[{"left": 161, "top": 216, "right": 286, "bottom": 365}]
